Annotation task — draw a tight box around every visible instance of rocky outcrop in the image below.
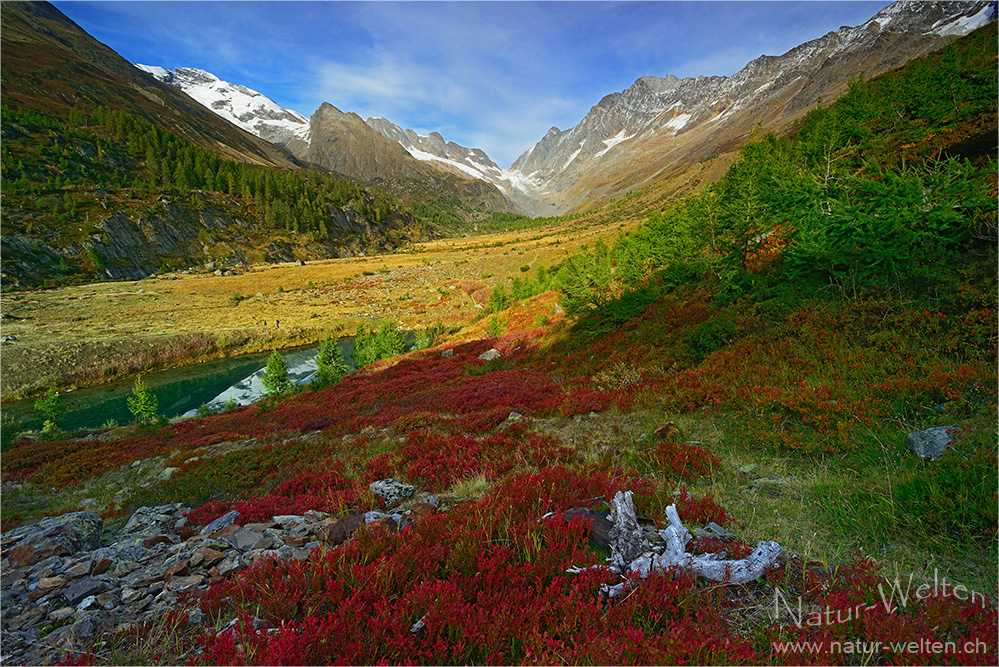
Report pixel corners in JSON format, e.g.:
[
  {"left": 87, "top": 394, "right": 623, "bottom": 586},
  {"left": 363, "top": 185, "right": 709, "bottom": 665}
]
[
  {"left": 0, "top": 195, "right": 422, "bottom": 288},
  {"left": 0, "top": 499, "right": 439, "bottom": 665}
]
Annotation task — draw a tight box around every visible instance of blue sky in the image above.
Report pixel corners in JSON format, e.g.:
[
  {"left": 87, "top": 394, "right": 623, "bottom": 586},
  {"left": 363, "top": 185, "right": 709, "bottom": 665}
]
[{"left": 52, "top": 1, "right": 891, "bottom": 167}]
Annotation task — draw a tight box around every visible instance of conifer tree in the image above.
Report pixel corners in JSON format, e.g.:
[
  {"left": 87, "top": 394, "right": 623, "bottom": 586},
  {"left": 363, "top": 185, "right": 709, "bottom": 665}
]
[
  {"left": 314, "top": 334, "right": 349, "bottom": 386},
  {"left": 261, "top": 350, "right": 292, "bottom": 397},
  {"left": 127, "top": 375, "right": 159, "bottom": 426},
  {"left": 34, "top": 387, "right": 67, "bottom": 428},
  {"left": 374, "top": 321, "right": 406, "bottom": 359},
  {"left": 354, "top": 324, "right": 377, "bottom": 367}
]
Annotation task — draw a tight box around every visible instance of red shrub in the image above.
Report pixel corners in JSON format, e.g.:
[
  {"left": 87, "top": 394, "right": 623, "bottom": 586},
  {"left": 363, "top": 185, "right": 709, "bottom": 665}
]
[
  {"left": 652, "top": 439, "right": 723, "bottom": 479},
  {"left": 673, "top": 487, "right": 733, "bottom": 527}
]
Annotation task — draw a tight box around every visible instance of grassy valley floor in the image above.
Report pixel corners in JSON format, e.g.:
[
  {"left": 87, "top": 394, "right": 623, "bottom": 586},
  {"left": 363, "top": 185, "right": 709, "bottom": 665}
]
[{"left": 0, "top": 215, "right": 627, "bottom": 401}]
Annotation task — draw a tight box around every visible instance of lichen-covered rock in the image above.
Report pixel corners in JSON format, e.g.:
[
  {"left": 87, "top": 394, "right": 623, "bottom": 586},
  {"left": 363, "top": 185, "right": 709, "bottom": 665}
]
[
  {"left": 369, "top": 478, "right": 415, "bottom": 506},
  {"left": 2, "top": 512, "right": 103, "bottom": 569},
  {"left": 119, "top": 504, "right": 187, "bottom": 540}
]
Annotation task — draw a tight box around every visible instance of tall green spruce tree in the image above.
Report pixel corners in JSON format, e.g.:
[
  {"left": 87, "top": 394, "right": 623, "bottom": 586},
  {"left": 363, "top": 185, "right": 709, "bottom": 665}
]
[
  {"left": 314, "top": 334, "right": 349, "bottom": 387},
  {"left": 262, "top": 350, "right": 292, "bottom": 397},
  {"left": 354, "top": 324, "right": 377, "bottom": 367},
  {"left": 127, "top": 376, "right": 159, "bottom": 426}
]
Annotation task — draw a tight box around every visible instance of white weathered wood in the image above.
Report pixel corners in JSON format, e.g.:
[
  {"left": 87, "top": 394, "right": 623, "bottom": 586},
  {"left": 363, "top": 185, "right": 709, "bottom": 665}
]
[
  {"left": 595, "top": 494, "right": 781, "bottom": 596},
  {"left": 607, "top": 491, "right": 650, "bottom": 572},
  {"left": 690, "top": 540, "right": 782, "bottom": 584}
]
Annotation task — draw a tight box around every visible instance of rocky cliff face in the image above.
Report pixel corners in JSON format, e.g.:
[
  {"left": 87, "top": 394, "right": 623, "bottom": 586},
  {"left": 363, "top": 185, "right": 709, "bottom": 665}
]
[
  {"left": 506, "top": 0, "right": 997, "bottom": 215},
  {"left": 0, "top": 194, "right": 420, "bottom": 289}
]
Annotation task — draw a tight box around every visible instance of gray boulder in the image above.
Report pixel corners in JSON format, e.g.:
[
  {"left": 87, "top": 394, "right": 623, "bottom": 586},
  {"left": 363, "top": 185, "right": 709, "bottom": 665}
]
[
  {"left": 906, "top": 426, "right": 958, "bottom": 461},
  {"left": 199, "top": 510, "right": 241, "bottom": 535},
  {"left": 369, "top": 478, "right": 415, "bottom": 507}
]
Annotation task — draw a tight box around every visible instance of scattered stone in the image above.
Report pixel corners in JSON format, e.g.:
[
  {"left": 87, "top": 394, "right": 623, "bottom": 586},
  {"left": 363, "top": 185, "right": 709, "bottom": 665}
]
[
  {"left": 191, "top": 547, "right": 226, "bottom": 569},
  {"left": 3, "top": 512, "right": 103, "bottom": 567},
  {"left": 199, "top": 510, "right": 241, "bottom": 536},
  {"left": 142, "top": 535, "right": 173, "bottom": 549},
  {"left": 48, "top": 607, "right": 75, "bottom": 623},
  {"left": 0, "top": 495, "right": 443, "bottom": 664},
  {"left": 369, "top": 478, "right": 415, "bottom": 507},
  {"left": 478, "top": 348, "right": 501, "bottom": 361},
  {"left": 166, "top": 575, "right": 203, "bottom": 592},
  {"left": 440, "top": 349, "right": 454, "bottom": 358},
  {"left": 367, "top": 517, "right": 398, "bottom": 536},
  {"left": 156, "top": 467, "right": 179, "bottom": 482},
  {"left": 407, "top": 503, "right": 436, "bottom": 523},
  {"left": 120, "top": 587, "right": 143, "bottom": 605},
  {"left": 121, "top": 505, "right": 185, "bottom": 539},
  {"left": 693, "top": 522, "right": 738, "bottom": 541},
  {"left": 906, "top": 426, "right": 958, "bottom": 461},
  {"left": 90, "top": 556, "right": 114, "bottom": 577},
  {"left": 214, "top": 555, "right": 241, "bottom": 578},
  {"left": 72, "top": 610, "right": 113, "bottom": 639},
  {"left": 654, "top": 423, "right": 681, "bottom": 440},
  {"left": 76, "top": 499, "right": 100, "bottom": 513},
  {"left": 62, "top": 578, "right": 108, "bottom": 607},
  {"left": 36, "top": 576, "right": 67, "bottom": 591},
  {"left": 316, "top": 513, "right": 365, "bottom": 546},
  {"left": 562, "top": 507, "right": 614, "bottom": 552},
  {"left": 229, "top": 529, "right": 273, "bottom": 552}
]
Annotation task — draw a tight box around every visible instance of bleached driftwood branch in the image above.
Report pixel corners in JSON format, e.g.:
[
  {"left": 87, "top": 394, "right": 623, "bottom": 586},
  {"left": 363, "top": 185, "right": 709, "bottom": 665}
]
[{"left": 596, "top": 491, "right": 781, "bottom": 597}]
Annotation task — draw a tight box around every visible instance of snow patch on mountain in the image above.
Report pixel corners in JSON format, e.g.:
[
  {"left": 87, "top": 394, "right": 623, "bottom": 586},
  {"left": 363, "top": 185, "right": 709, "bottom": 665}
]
[
  {"left": 932, "top": 2, "right": 996, "bottom": 36},
  {"left": 406, "top": 147, "right": 485, "bottom": 180},
  {"left": 594, "top": 130, "right": 633, "bottom": 159},
  {"left": 664, "top": 114, "right": 692, "bottom": 133},
  {"left": 562, "top": 142, "right": 585, "bottom": 169}
]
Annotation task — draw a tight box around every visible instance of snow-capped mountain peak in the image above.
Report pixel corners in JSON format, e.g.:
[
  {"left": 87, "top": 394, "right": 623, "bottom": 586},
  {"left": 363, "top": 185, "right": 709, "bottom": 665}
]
[
  {"left": 135, "top": 64, "right": 309, "bottom": 152},
  {"left": 363, "top": 116, "right": 537, "bottom": 199}
]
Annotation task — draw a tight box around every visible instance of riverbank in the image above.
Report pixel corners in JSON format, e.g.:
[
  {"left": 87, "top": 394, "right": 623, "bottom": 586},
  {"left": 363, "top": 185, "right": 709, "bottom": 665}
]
[{"left": 0, "top": 217, "right": 622, "bottom": 402}]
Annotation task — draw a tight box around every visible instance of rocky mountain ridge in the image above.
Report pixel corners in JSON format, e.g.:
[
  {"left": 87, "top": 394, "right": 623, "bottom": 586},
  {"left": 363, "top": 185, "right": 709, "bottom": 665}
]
[
  {"left": 306, "top": 103, "right": 515, "bottom": 213},
  {"left": 507, "top": 0, "right": 996, "bottom": 214},
  {"left": 363, "top": 116, "right": 540, "bottom": 210},
  {"left": 133, "top": 1, "right": 995, "bottom": 217},
  {"left": 138, "top": 65, "right": 516, "bottom": 214}
]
